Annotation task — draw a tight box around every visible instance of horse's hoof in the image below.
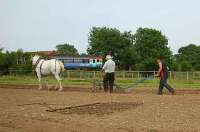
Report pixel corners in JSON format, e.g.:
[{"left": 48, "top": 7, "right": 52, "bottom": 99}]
[
  {"left": 38, "top": 86, "right": 42, "bottom": 90},
  {"left": 59, "top": 88, "right": 63, "bottom": 91},
  {"left": 47, "top": 86, "right": 51, "bottom": 91}
]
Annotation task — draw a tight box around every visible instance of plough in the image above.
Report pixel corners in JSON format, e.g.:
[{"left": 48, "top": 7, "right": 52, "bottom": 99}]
[{"left": 92, "top": 75, "right": 154, "bottom": 93}]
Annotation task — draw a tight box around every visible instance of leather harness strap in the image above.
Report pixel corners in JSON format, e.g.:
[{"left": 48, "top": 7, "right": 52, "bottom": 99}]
[
  {"left": 55, "top": 60, "right": 63, "bottom": 75},
  {"left": 33, "top": 58, "right": 41, "bottom": 69},
  {"left": 39, "top": 60, "right": 45, "bottom": 75},
  {"left": 33, "top": 57, "right": 45, "bottom": 75},
  {"left": 58, "top": 61, "right": 63, "bottom": 75},
  {"left": 34, "top": 58, "right": 63, "bottom": 76},
  {"left": 33, "top": 58, "right": 41, "bottom": 76}
]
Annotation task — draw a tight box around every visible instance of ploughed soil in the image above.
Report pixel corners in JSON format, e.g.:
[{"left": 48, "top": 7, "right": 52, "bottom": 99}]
[{"left": 0, "top": 85, "right": 200, "bottom": 132}]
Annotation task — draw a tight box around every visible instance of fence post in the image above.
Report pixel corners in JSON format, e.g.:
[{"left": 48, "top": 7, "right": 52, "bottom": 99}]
[
  {"left": 131, "top": 72, "right": 133, "bottom": 79},
  {"left": 187, "top": 72, "right": 189, "bottom": 80},
  {"left": 137, "top": 71, "right": 140, "bottom": 79},
  {"left": 93, "top": 71, "right": 96, "bottom": 78},
  {"left": 123, "top": 71, "right": 125, "bottom": 79},
  {"left": 169, "top": 71, "right": 172, "bottom": 79},
  {"left": 67, "top": 70, "right": 70, "bottom": 78}
]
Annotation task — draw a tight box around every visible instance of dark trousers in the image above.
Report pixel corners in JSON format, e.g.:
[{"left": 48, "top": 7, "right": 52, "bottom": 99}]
[
  {"left": 103, "top": 73, "right": 115, "bottom": 93},
  {"left": 158, "top": 77, "right": 175, "bottom": 94}
]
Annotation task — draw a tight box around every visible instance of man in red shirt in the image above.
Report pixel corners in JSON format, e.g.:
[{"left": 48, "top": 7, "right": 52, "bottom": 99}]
[{"left": 156, "top": 58, "right": 175, "bottom": 95}]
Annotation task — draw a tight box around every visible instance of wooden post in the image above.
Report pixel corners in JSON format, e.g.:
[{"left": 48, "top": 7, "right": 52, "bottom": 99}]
[
  {"left": 123, "top": 71, "right": 125, "bottom": 79},
  {"left": 187, "top": 72, "right": 189, "bottom": 80},
  {"left": 169, "top": 71, "right": 172, "bottom": 79},
  {"left": 93, "top": 71, "right": 96, "bottom": 78},
  {"left": 67, "top": 70, "right": 70, "bottom": 78}
]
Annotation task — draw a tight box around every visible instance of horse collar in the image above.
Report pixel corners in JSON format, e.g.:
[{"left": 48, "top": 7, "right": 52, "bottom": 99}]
[{"left": 35, "top": 57, "right": 41, "bottom": 67}]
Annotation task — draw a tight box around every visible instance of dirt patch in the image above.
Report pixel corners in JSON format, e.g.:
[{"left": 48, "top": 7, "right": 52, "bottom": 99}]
[
  {"left": 46, "top": 102, "right": 143, "bottom": 115},
  {"left": 1, "top": 86, "right": 200, "bottom": 132}
]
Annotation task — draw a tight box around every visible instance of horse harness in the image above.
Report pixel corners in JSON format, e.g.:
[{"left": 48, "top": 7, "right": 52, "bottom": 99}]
[
  {"left": 34, "top": 58, "right": 63, "bottom": 75},
  {"left": 34, "top": 58, "right": 45, "bottom": 75},
  {"left": 55, "top": 60, "right": 64, "bottom": 75}
]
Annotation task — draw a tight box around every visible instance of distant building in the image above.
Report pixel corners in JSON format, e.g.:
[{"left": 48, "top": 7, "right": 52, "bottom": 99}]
[{"left": 29, "top": 50, "right": 58, "bottom": 57}]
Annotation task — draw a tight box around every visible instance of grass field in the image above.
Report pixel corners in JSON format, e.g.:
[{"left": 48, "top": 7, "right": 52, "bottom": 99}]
[{"left": 0, "top": 75, "right": 200, "bottom": 89}]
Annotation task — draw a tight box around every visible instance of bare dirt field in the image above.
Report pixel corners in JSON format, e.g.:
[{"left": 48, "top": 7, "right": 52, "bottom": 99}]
[{"left": 0, "top": 86, "right": 200, "bottom": 132}]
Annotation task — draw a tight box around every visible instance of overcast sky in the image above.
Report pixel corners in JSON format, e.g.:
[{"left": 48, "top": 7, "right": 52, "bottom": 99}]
[{"left": 0, "top": 0, "right": 200, "bottom": 54}]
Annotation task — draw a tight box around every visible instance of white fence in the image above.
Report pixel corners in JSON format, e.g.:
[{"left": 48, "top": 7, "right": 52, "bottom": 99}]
[
  {"left": 2, "top": 69, "right": 200, "bottom": 80},
  {"left": 63, "top": 71, "right": 200, "bottom": 80}
]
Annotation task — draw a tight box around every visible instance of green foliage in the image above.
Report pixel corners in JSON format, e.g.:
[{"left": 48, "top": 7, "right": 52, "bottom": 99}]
[
  {"left": 175, "top": 44, "right": 200, "bottom": 71},
  {"left": 0, "top": 49, "right": 32, "bottom": 75},
  {"left": 87, "top": 27, "right": 121, "bottom": 55},
  {"left": 87, "top": 27, "right": 137, "bottom": 70},
  {"left": 133, "top": 27, "right": 172, "bottom": 70},
  {"left": 56, "top": 43, "right": 79, "bottom": 56},
  {"left": 179, "top": 61, "right": 192, "bottom": 71},
  {"left": 169, "top": 57, "right": 179, "bottom": 71},
  {"left": 135, "top": 58, "right": 157, "bottom": 71}
]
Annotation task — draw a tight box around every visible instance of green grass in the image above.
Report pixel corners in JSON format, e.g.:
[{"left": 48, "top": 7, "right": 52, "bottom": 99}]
[
  {"left": 0, "top": 75, "right": 91, "bottom": 87},
  {"left": 0, "top": 75, "right": 200, "bottom": 89}
]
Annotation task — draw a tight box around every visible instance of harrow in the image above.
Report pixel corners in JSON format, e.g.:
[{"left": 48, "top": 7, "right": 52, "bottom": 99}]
[{"left": 92, "top": 75, "right": 154, "bottom": 93}]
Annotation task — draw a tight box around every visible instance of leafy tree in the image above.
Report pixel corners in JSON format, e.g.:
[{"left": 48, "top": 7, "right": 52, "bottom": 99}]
[
  {"left": 133, "top": 27, "right": 172, "bottom": 70},
  {"left": 169, "top": 56, "right": 179, "bottom": 71},
  {"left": 0, "top": 49, "right": 32, "bottom": 75},
  {"left": 179, "top": 60, "right": 192, "bottom": 71},
  {"left": 56, "top": 43, "right": 79, "bottom": 56},
  {"left": 175, "top": 44, "right": 200, "bottom": 71},
  {"left": 87, "top": 27, "right": 137, "bottom": 70},
  {"left": 135, "top": 57, "right": 156, "bottom": 71},
  {"left": 87, "top": 27, "right": 122, "bottom": 56}
]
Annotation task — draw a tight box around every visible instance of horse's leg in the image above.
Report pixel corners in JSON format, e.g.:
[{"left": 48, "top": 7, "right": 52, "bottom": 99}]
[
  {"left": 54, "top": 83, "right": 58, "bottom": 90},
  {"left": 37, "top": 73, "right": 42, "bottom": 90},
  {"left": 54, "top": 74, "right": 63, "bottom": 91},
  {"left": 44, "top": 77, "right": 50, "bottom": 90}
]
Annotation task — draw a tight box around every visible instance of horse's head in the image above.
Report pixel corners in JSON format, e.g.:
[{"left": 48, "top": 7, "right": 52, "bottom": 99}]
[{"left": 32, "top": 55, "right": 40, "bottom": 65}]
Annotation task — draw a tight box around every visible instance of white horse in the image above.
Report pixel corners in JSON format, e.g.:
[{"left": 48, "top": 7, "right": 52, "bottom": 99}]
[{"left": 32, "top": 55, "right": 65, "bottom": 91}]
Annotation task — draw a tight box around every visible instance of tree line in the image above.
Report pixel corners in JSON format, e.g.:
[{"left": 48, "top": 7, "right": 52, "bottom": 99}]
[
  {"left": 0, "top": 49, "right": 32, "bottom": 74},
  {"left": 87, "top": 27, "right": 200, "bottom": 71},
  {"left": 0, "top": 27, "right": 200, "bottom": 74}
]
